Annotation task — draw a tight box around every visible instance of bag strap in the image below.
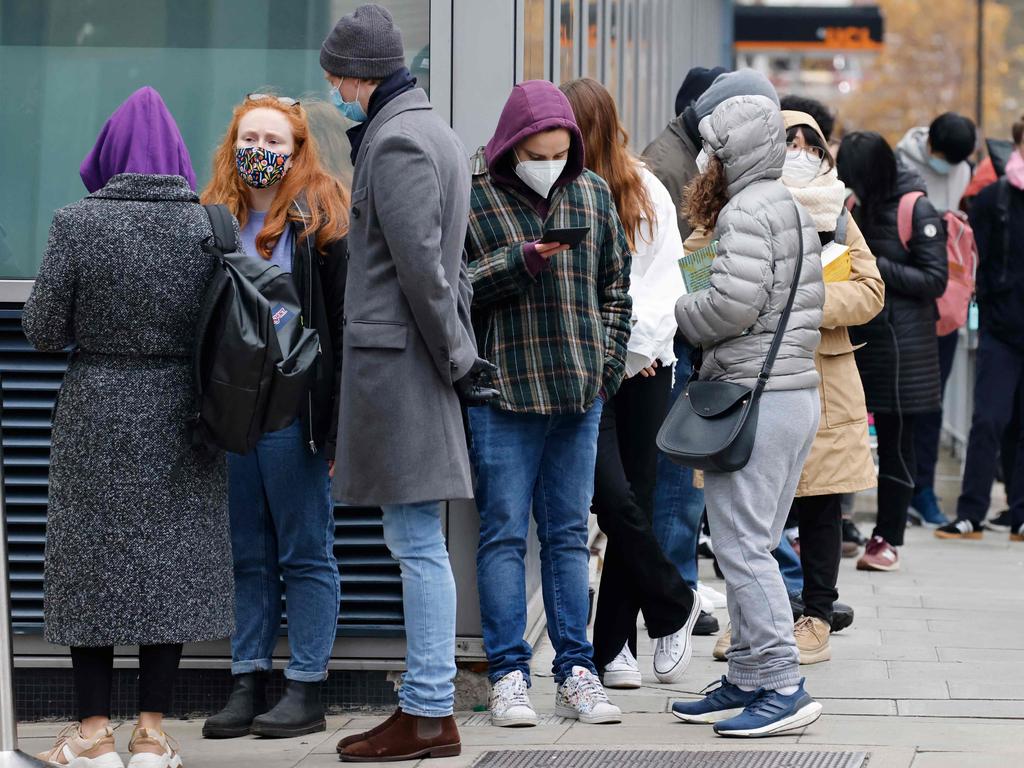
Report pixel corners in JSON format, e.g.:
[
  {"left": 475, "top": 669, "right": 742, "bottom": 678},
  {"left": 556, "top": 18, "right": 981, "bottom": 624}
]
[
  {"left": 754, "top": 202, "right": 806, "bottom": 393},
  {"left": 897, "top": 191, "right": 925, "bottom": 251},
  {"left": 203, "top": 203, "right": 238, "bottom": 255}
]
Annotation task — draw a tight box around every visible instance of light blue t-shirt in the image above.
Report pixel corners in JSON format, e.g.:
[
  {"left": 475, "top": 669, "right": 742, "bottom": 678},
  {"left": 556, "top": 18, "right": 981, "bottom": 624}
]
[{"left": 240, "top": 210, "right": 294, "bottom": 272}]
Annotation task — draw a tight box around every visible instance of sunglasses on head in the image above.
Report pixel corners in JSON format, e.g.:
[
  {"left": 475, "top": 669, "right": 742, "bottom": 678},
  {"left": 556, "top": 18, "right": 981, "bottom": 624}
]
[{"left": 246, "top": 93, "right": 301, "bottom": 108}]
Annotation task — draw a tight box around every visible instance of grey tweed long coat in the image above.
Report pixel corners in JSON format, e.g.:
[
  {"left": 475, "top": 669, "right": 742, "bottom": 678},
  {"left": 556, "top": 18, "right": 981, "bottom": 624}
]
[{"left": 22, "top": 173, "right": 235, "bottom": 647}]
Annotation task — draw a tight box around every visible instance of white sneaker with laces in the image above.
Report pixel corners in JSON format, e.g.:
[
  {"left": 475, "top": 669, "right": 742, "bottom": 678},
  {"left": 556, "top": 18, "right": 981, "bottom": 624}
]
[
  {"left": 653, "top": 589, "right": 701, "bottom": 683},
  {"left": 555, "top": 666, "right": 622, "bottom": 724},
  {"left": 489, "top": 670, "right": 539, "bottom": 727},
  {"left": 602, "top": 644, "right": 642, "bottom": 689},
  {"left": 126, "top": 727, "right": 182, "bottom": 768},
  {"left": 697, "top": 581, "right": 727, "bottom": 609}
]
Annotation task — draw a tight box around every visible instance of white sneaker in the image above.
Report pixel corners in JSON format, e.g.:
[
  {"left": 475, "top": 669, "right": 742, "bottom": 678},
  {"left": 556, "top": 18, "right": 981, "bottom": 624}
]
[
  {"left": 602, "top": 644, "right": 642, "bottom": 689},
  {"left": 35, "top": 724, "right": 124, "bottom": 768},
  {"left": 127, "top": 727, "right": 182, "bottom": 768},
  {"left": 489, "top": 670, "right": 539, "bottom": 727},
  {"left": 697, "top": 581, "right": 727, "bottom": 610},
  {"left": 555, "top": 666, "right": 622, "bottom": 724},
  {"left": 653, "top": 589, "right": 701, "bottom": 683}
]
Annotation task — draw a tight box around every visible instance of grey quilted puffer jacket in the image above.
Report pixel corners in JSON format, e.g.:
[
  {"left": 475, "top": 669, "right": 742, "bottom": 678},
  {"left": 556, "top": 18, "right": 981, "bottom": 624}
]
[{"left": 676, "top": 95, "right": 825, "bottom": 391}]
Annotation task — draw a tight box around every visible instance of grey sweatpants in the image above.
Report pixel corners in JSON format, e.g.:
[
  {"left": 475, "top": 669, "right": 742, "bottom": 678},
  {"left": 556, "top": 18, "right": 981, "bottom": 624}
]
[{"left": 704, "top": 387, "right": 820, "bottom": 690}]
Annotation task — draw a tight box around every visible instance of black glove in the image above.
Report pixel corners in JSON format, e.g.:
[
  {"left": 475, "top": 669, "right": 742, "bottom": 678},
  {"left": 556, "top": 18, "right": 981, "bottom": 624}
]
[{"left": 455, "top": 357, "right": 500, "bottom": 406}]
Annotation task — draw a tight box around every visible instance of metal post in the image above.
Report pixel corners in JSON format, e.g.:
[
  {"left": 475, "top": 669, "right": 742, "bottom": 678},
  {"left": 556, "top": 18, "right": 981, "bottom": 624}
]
[
  {"left": 976, "top": 0, "right": 984, "bottom": 132},
  {"left": 0, "top": 432, "right": 49, "bottom": 765}
]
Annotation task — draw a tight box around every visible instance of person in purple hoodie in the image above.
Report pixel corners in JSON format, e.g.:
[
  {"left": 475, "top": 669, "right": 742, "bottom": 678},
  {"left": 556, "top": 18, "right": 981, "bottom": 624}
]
[
  {"left": 24, "top": 87, "right": 232, "bottom": 768},
  {"left": 465, "top": 80, "right": 632, "bottom": 727}
]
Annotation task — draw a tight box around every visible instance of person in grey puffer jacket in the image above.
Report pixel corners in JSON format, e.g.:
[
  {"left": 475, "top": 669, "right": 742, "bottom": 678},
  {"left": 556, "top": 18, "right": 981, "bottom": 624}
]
[{"left": 669, "top": 95, "right": 825, "bottom": 738}]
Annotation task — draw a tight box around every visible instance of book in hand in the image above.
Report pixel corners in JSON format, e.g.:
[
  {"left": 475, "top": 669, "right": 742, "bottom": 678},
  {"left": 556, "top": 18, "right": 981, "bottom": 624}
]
[
  {"left": 678, "top": 240, "right": 718, "bottom": 293},
  {"left": 821, "top": 241, "right": 852, "bottom": 283}
]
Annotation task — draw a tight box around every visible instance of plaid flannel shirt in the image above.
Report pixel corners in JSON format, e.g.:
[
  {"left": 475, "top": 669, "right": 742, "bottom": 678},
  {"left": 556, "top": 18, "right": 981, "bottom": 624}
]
[{"left": 466, "top": 149, "right": 632, "bottom": 415}]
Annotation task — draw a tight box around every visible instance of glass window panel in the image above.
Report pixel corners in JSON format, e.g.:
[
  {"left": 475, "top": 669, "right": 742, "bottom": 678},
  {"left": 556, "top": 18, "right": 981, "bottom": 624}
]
[
  {"left": 558, "top": 0, "right": 575, "bottom": 84},
  {"left": 0, "top": 0, "right": 430, "bottom": 280},
  {"left": 523, "top": 0, "right": 546, "bottom": 80}
]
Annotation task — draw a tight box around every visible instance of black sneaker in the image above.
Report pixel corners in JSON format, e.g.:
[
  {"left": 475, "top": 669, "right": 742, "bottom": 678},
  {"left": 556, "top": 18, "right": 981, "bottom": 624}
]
[
  {"left": 1011, "top": 523, "right": 1024, "bottom": 542},
  {"left": 693, "top": 610, "right": 720, "bottom": 636},
  {"left": 986, "top": 510, "right": 1013, "bottom": 532},
  {"left": 935, "top": 519, "right": 984, "bottom": 540},
  {"left": 842, "top": 518, "right": 866, "bottom": 547}
]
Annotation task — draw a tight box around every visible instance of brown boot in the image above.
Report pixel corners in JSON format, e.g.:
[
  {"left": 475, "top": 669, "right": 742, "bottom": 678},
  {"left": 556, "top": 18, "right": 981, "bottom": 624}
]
[
  {"left": 338, "top": 711, "right": 460, "bottom": 763},
  {"left": 336, "top": 708, "right": 402, "bottom": 751}
]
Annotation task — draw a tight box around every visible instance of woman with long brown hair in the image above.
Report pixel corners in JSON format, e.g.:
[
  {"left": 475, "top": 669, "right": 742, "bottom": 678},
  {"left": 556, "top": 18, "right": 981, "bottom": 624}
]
[
  {"left": 200, "top": 94, "right": 348, "bottom": 740},
  {"left": 561, "top": 77, "right": 700, "bottom": 689}
]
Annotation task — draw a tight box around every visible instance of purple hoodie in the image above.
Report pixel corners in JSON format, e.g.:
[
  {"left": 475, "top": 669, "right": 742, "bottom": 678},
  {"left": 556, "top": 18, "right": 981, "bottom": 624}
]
[
  {"left": 484, "top": 80, "right": 585, "bottom": 212},
  {"left": 80, "top": 86, "right": 196, "bottom": 193}
]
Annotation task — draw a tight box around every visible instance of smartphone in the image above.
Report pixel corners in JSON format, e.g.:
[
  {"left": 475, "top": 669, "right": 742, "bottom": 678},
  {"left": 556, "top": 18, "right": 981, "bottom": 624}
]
[{"left": 539, "top": 226, "right": 590, "bottom": 248}]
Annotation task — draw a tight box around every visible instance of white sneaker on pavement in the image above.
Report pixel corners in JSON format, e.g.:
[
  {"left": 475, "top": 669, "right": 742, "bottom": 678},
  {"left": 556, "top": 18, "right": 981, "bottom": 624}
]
[
  {"left": 653, "top": 589, "right": 701, "bottom": 683},
  {"left": 489, "top": 670, "right": 539, "bottom": 727},
  {"left": 602, "top": 644, "right": 642, "bottom": 689},
  {"left": 555, "top": 666, "right": 622, "bottom": 724},
  {"left": 698, "top": 581, "right": 727, "bottom": 610}
]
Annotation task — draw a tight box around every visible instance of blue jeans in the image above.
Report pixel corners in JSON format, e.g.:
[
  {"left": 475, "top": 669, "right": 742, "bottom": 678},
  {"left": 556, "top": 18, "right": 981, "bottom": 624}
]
[
  {"left": 470, "top": 401, "right": 603, "bottom": 685},
  {"left": 772, "top": 536, "right": 804, "bottom": 598},
  {"left": 653, "top": 338, "right": 705, "bottom": 588},
  {"left": 381, "top": 502, "right": 457, "bottom": 717},
  {"left": 227, "top": 420, "right": 340, "bottom": 682}
]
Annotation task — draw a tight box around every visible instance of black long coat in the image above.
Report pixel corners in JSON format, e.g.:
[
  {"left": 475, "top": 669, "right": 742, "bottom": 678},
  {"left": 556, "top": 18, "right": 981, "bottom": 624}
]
[
  {"left": 23, "top": 173, "right": 234, "bottom": 647},
  {"left": 849, "top": 167, "right": 949, "bottom": 414}
]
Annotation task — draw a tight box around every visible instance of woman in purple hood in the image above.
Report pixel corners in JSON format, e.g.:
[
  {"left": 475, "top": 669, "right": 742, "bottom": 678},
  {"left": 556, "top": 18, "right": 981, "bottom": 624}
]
[{"left": 24, "top": 87, "right": 232, "bottom": 768}]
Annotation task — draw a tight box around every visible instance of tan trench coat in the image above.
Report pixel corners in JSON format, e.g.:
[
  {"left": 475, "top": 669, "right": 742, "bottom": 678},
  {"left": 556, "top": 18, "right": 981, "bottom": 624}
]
[{"left": 681, "top": 207, "right": 883, "bottom": 496}]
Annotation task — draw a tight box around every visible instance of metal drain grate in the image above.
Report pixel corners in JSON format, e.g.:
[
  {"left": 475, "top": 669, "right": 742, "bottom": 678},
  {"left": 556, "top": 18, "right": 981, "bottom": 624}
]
[
  {"left": 472, "top": 751, "right": 867, "bottom": 768},
  {"left": 461, "top": 714, "right": 567, "bottom": 727}
]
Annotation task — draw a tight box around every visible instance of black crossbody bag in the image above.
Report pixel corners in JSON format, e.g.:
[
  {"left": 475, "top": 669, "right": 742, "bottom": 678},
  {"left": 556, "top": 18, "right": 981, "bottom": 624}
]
[{"left": 656, "top": 204, "right": 805, "bottom": 472}]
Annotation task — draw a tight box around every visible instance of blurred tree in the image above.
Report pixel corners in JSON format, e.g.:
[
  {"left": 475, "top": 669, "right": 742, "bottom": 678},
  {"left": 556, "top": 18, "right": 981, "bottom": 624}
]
[{"left": 841, "top": 0, "right": 1024, "bottom": 144}]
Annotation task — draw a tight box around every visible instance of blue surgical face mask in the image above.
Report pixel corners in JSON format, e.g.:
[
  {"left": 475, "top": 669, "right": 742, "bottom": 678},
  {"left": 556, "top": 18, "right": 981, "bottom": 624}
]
[
  {"left": 928, "top": 154, "right": 953, "bottom": 175},
  {"left": 330, "top": 78, "right": 367, "bottom": 124}
]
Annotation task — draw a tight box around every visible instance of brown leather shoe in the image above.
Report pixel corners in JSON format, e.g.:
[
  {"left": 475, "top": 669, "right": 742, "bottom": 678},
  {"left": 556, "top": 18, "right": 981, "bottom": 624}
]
[
  {"left": 337, "top": 708, "right": 401, "bottom": 751},
  {"left": 338, "top": 711, "right": 461, "bottom": 762}
]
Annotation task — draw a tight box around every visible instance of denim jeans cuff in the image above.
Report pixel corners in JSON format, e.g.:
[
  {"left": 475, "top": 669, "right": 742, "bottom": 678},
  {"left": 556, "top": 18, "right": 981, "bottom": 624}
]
[
  {"left": 400, "top": 704, "right": 454, "bottom": 718},
  {"left": 232, "top": 659, "right": 273, "bottom": 675},
  {"left": 554, "top": 661, "right": 596, "bottom": 685},
  {"left": 284, "top": 668, "right": 329, "bottom": 683}
]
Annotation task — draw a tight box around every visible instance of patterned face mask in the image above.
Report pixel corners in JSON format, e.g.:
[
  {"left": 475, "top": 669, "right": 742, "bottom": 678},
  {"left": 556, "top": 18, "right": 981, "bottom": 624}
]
[{"left": 235, "top": 146, "right": 290, "bottom": 189}]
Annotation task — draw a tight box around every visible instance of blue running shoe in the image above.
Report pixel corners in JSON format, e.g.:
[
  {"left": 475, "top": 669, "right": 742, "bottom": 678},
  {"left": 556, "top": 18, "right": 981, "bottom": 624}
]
[
  {"left": 713, "top": 679, "right": 823, "bottom": 738},
  {"left": 671, "top": 677, "right": 757, "bottom": 724},
  {"left": 908, "top": 487, "right": 949, "bottom": 528}
]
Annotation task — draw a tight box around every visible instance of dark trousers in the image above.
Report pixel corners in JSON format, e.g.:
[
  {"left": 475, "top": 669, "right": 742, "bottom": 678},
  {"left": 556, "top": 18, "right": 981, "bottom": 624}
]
[
  {"left": 913, "top": 330, "right": 960, "bottom": 490},
  {"left": 793, "top": 494, "right": 842, "bottom": 623},
  {"left": 873, "top": 412, "right": 917, "bottom": 546},
  {"left": 1001, "top": 394, "right": 1021, "bottom": 497},
  {"left": 592, "top": 366, "right": 694, "bottom": 670},
  {"left": 957, "top": 332, "right": 1024, "bottom": 527},
  {"left": 71, "top": 644, "right": 183, "bottom": 719}
]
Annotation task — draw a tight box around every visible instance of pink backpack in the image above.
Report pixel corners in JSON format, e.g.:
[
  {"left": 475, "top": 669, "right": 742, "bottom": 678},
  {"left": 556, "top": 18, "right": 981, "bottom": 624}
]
[{"left": 897, "top": 191, "right": 977, "bottom": 336}]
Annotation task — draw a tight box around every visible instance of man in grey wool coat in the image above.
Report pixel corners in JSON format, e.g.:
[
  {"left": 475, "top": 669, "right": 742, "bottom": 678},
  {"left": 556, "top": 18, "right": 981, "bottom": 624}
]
[{"left": 321, "top": 3, "right": 498, "bottom": 763}]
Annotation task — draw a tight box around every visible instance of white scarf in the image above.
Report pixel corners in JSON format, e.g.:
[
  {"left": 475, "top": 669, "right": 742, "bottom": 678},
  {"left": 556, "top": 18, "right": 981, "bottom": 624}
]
[{"left": 787, "top": 166, "right": 849, "bottom": 232}]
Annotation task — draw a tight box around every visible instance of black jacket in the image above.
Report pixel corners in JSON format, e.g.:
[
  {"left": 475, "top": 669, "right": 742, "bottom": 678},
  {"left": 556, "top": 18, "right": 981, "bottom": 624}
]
[
  {"left": 290, "top": 220, "right": 347, "bottom": 456},
  {"left": 969, "top": 178, "right": 1024, "bottom": 350},
  {"left": 849, "top": 166, "right": 948, "bottom": 414}
]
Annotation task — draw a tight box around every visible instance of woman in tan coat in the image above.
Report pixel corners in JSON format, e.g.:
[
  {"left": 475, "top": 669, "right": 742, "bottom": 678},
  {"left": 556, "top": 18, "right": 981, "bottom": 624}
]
[{"left": 781, "top": 111, "right": 884, "bottom": 663}]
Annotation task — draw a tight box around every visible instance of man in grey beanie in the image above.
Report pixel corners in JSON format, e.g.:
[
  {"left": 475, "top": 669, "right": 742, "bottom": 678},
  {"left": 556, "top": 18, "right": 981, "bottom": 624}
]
[{"left": 321, "top": 4, "right": 497, "bottom": 762}]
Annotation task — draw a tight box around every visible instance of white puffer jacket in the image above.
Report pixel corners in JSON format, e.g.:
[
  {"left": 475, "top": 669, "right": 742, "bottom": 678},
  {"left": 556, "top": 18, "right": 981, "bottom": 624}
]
[{"left": 675, "top": 95, "right": 825, "bottom": 391}]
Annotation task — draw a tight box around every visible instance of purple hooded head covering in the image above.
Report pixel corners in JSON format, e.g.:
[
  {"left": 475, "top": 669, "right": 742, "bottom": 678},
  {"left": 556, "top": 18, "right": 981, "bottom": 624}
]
[{"left": 80, "top": 86, "right": 196, "bottom": 193}]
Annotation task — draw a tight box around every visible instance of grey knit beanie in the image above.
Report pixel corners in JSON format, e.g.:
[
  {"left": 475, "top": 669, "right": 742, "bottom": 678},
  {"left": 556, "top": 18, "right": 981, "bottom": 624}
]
[
  {"left": 320, "top": 3, "right": 406, "bottom": 79},
  {"left": 694, "top": 69, "right": 779, "bottom": 121}
]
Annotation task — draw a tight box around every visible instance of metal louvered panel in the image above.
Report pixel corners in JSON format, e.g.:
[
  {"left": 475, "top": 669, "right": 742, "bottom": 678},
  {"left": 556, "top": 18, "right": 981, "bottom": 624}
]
[{"left": 1, "top": 308, "right": 403, "bottom": 636}]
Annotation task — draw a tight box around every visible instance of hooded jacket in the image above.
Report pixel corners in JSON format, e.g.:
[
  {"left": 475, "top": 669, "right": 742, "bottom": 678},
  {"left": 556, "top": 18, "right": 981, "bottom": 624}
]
[
  {"left": 466, "top": 80, "right": 632, "bottom": 415},
  {"left": 675, "top": 95, "right": 825, "bottom": 392},
  {"left": 849, "top": 165, "right": 948, "bottom": 414},
  {"left": 782, "top": 111, "right": 885, "bottom": 496},
  {"left": 896, "top": 127, "right": 972, "bottom": 213}
]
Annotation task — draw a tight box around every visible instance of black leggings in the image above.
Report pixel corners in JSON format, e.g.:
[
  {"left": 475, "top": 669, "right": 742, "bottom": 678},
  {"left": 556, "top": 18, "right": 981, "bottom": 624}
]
[
  {"left": 873, "top": 413, "right": 917, "bottom": 546},
  {"left": 71, "top": 644, "right": 183, "bottom": 720},
  {"left": 794, "top": 494, "right": 843, "bottom": 623}
]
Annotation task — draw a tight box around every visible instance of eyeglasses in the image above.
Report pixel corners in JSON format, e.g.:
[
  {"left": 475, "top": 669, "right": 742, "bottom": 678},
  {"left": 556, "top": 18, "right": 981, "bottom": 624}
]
[
  {"left": 246, "top": 93, "right": 301, "bottom": 108},
  {"left": 787, "top": 141, "right": 826, "bottom": 162}
]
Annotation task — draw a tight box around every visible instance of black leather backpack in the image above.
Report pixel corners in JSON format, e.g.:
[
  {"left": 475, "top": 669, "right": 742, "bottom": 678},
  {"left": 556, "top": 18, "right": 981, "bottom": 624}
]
[{"left": 190, "top": 204, "right": 321, "bottom": 454}]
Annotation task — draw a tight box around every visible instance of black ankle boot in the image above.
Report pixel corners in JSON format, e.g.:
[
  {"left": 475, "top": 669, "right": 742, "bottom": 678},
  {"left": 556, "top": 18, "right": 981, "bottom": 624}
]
[
  {"left": 202, "top": 672, "right": 270, "bottom": 738},
  {"left": 250, "top": 680, "right": 326, "bottom": 738}
]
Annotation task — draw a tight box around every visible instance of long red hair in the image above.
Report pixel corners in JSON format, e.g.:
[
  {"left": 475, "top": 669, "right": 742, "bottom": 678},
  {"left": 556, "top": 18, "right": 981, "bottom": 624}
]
[
  {"left": 201, "top": 99, "right": 349, "bottom": 258},
  {"left": 560, "top": 77, "right": 655, "bottom": 252}
]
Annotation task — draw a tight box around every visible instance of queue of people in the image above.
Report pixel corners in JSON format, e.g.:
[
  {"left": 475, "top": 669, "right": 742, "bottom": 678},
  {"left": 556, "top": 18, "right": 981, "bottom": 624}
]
[{"left": 22, "top": 2, "right": 1022, "bottom": 765}]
